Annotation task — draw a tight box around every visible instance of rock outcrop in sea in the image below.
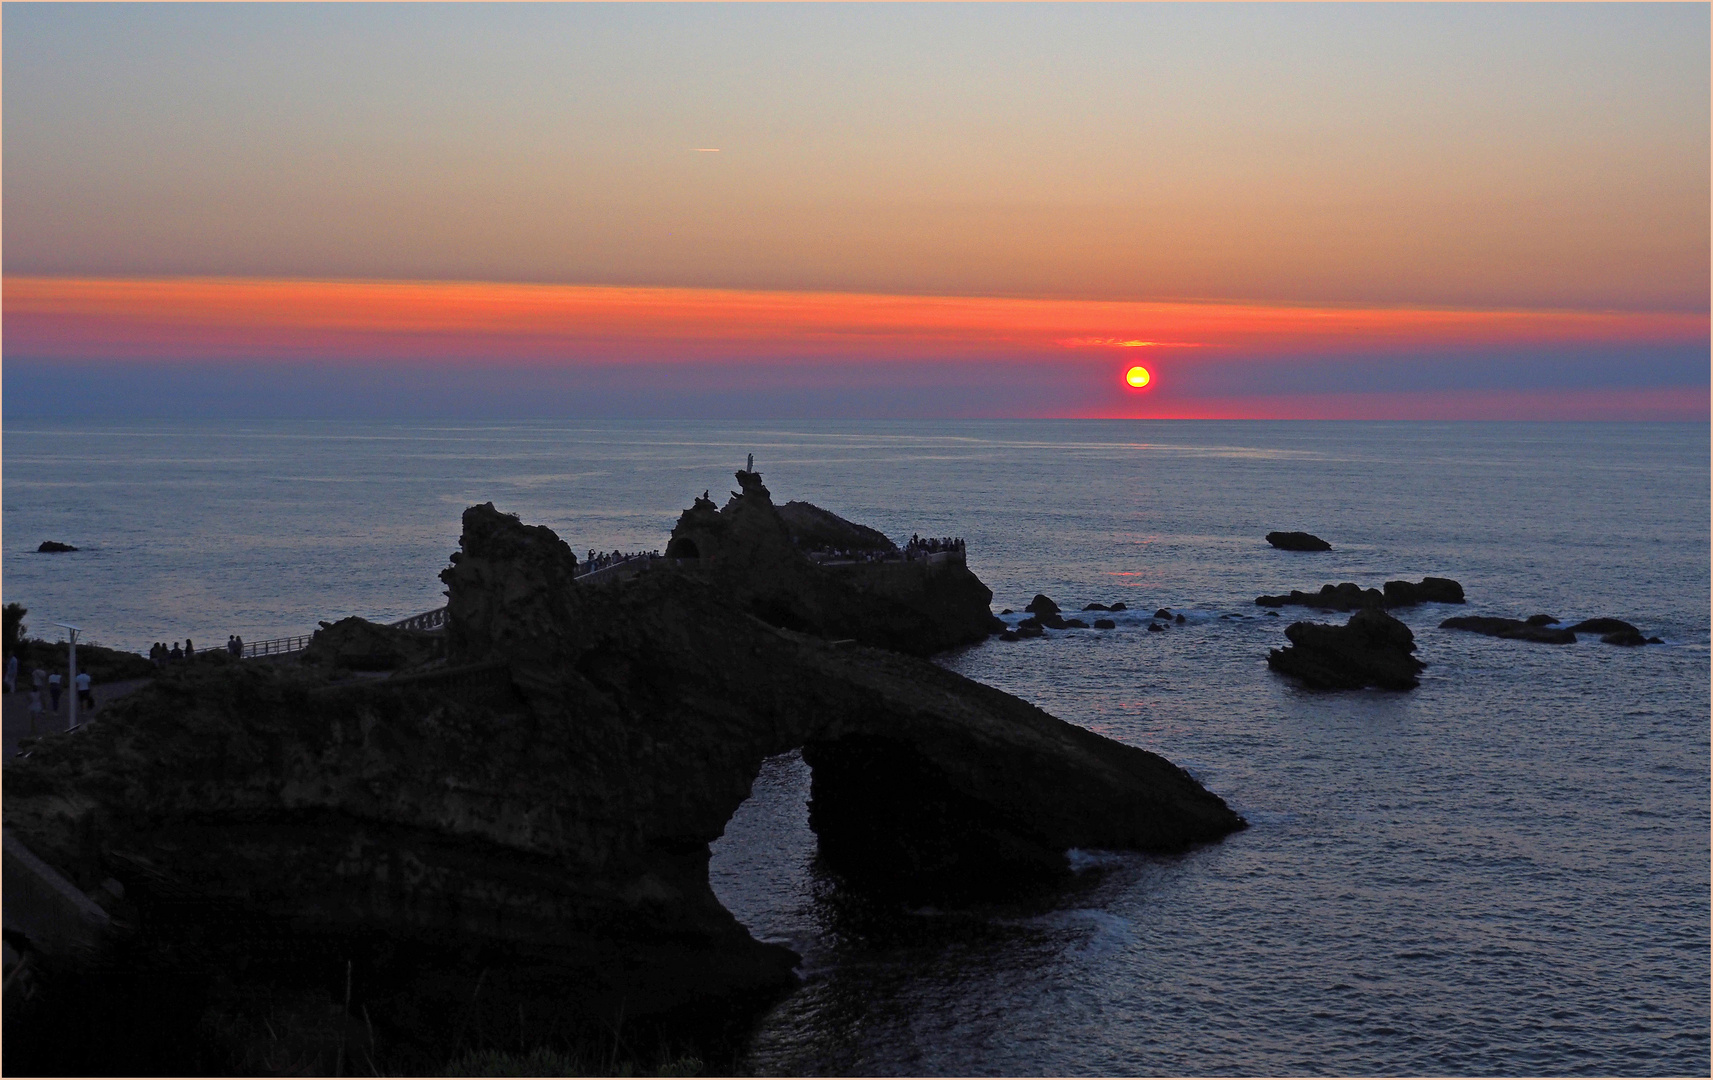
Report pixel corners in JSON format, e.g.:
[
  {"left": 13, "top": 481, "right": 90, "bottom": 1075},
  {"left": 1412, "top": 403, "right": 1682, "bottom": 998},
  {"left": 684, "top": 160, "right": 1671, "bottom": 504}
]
[
  {"left": 664, "top": 470, "right": 999, "bottom": 653},
  {"left": 1439, "top": 615, "right": 1577, "bottom": 644},
  {"left": 1267, "top": 608, "right": 1426, "bottom": 690},
  {"left": 1266, "top": 531, "right": 1331, "bottom": 551},
  {"left": 3, "top": 473, "right": 1245, "bottom": 1072},
  {"left": 1440, "top": 614, "right": 1661, "bottom": 646},
  {"left": 1256, "top": 577, "right": 1465, "bottom": 611}
]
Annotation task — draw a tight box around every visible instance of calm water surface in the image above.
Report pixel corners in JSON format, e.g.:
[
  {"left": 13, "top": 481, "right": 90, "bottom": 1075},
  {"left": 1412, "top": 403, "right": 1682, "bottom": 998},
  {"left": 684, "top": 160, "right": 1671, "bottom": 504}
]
[{"left": 4, "top": 420, "right": 1708, "bottom": 1075}]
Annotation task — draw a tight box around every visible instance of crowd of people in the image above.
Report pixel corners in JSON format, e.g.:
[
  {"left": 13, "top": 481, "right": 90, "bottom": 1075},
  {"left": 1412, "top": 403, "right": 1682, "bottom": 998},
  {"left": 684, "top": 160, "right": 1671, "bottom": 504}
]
[
  {"left": 4, "top": 654, "right": 95, "bottom": 735},
  {"left": 807, "top": 535, "right": 968, "bottom": 564},
  {"left": 149, "top": 639, "right": 195, "bottom": 665},
  {"left": 905, "top": 534, "right": 965, "bottom": 559},
  {"left": 579, "top": 549, "right": 660, "bottom": 575}
]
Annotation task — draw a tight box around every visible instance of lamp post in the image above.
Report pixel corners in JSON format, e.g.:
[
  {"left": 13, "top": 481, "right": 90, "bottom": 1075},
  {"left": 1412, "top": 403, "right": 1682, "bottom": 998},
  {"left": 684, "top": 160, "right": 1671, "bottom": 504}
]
[{"left": 55, "top": 623, "right": 81, "bottom": 730}]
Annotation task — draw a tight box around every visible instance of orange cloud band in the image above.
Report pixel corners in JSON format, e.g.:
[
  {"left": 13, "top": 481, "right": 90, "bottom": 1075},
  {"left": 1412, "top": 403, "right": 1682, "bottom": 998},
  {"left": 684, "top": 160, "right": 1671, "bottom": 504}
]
[{"left": 4, "top": 276, "right": 1704, "bottom": 365}]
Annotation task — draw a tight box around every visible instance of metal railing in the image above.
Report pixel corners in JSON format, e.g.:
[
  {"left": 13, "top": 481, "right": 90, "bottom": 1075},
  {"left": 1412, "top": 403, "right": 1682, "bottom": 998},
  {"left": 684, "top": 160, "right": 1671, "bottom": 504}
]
[
  {"left": 388, "top": 607, "right": 447, "bottom": 632},
  {"left": 239, "top": 604, "right": 447, "bottom": 659},
  {"left": 242, "top": 634, "right": 314, "bottom": 658}
]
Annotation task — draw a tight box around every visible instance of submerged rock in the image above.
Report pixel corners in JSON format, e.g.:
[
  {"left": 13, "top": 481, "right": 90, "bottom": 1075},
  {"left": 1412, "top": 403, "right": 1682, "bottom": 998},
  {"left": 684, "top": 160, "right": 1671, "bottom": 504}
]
[
  {"left": 1093, "top": 619, "right": 1116, "bottom": 630},
  {"left": 1062, "top": 618, "right": 1089, "bottom": 629},
  {"left": 1154, "top": 608, "right": 1172, "bottom": 619},
  {"left": 36, "top": 541, "right": 77, "bottom": 553},
  {"left": 1266, "top": 531, "right": 1332, "bottom": 551},
  {"left": 1526, "top": 614, "right": 1560, "bottom": 626},
  {"left": 1268, "top": 608, "right": 1425, "bottom": 690},
  {"left": 1439, "top": 616, "right": 1576, "bottom": 644},
  {"left": 1082, "top": 602, "right": 1110, "bottom": 611}
]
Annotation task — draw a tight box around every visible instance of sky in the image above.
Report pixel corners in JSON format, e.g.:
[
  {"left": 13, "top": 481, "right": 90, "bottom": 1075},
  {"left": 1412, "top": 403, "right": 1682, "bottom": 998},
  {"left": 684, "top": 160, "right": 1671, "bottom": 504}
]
[{"left": 3, "top": 2, "right": 1708, "bottom": 419}]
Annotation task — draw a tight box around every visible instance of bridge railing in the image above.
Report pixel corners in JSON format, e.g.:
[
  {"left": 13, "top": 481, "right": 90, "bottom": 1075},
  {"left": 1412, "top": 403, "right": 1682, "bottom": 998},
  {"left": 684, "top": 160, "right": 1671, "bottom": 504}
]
[{"left": 388, "top": 607, "right": 447, "bottom": 632}]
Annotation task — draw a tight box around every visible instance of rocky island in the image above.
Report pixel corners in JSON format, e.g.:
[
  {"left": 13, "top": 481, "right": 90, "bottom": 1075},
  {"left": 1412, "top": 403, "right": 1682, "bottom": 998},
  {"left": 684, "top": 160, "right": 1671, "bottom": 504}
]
[{"left": 3, "top": 471, "right": 1245, "bottom": 1074}]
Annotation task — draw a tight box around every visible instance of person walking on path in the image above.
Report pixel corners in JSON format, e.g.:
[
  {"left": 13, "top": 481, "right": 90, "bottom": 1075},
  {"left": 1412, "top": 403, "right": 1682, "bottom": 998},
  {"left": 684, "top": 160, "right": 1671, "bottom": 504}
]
[
  {"left": 27, "top": 686, "right": 44, "bottom": 735},
  {"left": 48, "top": 671, "right": 62, "bottom": 713},
  {"left": 75, "top": 670, "right": 94, "bottom": 713},
  {"left": 5, "top": 653, "right": 16, "bottom": 694},
  {"left": 32, "top": 665, "right": 46, "bottom": 696}
]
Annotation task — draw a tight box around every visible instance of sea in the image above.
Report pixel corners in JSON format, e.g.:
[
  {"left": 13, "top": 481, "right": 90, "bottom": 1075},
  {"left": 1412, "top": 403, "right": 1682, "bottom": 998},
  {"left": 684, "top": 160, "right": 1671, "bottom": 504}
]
[{"left": 3, "top": 419, "right": 1708, "bottom": 1076}]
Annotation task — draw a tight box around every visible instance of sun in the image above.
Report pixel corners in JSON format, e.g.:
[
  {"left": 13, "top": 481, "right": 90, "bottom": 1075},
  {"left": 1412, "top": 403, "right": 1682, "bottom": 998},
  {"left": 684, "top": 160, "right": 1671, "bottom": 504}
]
[{"left": 1125, "top": 365, "right": 1151, "bottom": 388}]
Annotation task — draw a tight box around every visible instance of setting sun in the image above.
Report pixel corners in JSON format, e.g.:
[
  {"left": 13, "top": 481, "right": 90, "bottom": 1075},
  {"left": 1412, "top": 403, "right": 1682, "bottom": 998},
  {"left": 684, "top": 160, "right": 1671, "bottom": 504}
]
[{"left": 1125, "top": 365, "right": 1151, "bottom": 388}]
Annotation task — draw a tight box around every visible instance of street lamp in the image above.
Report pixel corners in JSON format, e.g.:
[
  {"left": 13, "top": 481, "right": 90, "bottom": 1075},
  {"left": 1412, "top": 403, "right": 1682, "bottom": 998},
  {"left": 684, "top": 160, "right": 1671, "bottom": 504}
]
[{"left": 54, "top": 623, "right": 81, "bottom": 730}]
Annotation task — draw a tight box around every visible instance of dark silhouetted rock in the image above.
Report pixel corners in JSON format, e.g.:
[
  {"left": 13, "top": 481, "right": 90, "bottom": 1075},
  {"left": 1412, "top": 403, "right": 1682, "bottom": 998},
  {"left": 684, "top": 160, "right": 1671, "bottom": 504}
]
[
  {"left": 1567, "top": 618, "right": 1639, "bottom": 635},
  {"left": 1382, "top": 577, "right": 1466, "bottom": 607},
  {"left": 1062, "top": 618, "right": 1089, "bottom": 629},
  {"left": 1174, "top": 613, "right": 1186, "bottom": 623},
  {"left": 777, "top": 500, "right": 897, "bottom": 554},
  {"left": 1439, "top": 616, "right": 1576, "bottom": 644},
  {"left": 663, "top": 474, "right": 995, "bottom": 655},
  {"left": 1268, "top": 608, "right": 1425, "bottom": 690},
  {"left": 1258, "top": 577, "right": 1465, "bottom": 612},
  {"left": 1526, "top": 614, "right": 1560, "bottom": 626},
  {"left": 36, "top": 541, "right": 77, "bottom": 553},
  {"left": 1602, "top": 629, "right": 1647, "bottom": 646},
  {"left": 986, "top": 615, "right": 1007, "bottom": 635},
  {"left": 1109, "top": 602, "right": 1127, "bottom": 611},
  {"left": 1025, "top": 594, "right": 1060, "bottom": 615},
  {"left": 5, "top": 499, "right": 1244, "bottom": 1066},
  {"left": 1082, "top": 602, "right": 1109, "bottom": 611},
  {"left": 1266, "top": 531, "right": 1331, "bottom": 552},
  {"left": 1000, "top": 608, "right": 1013, "bottom": 615},
  {"left": 1017, "top": 623, "right": 1045, "bottom": 638},
  {"left": 303, "top": 616, "right": 445, "bottom": 671},
  {"left": 1039, "top": 613, "right": 1069, "bottom": 630},
  {"left": 1648, "top": 636, "right": 1664, "bottom": 644},
  {"left": 1257, "top": 582, "right": 1382, "bottom": 611},
  {"left": 1147, "top": 623, "right": 1165, "bottom": 632},
  {"left": 999, "top": 630, "right": 1020, "bottom": 642},
  {"left": 1093, "top": 619, "right": 1116, "bottom": 630},
  {"left": 1153, "top": 608, "right": 1172, "bottom": 619}
]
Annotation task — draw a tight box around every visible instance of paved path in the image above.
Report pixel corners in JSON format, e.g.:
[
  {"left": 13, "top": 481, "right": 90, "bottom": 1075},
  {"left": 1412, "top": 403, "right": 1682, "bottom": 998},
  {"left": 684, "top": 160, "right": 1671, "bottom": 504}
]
[{"left": 2, "top": 679, "right": 150, "bottom": 761}]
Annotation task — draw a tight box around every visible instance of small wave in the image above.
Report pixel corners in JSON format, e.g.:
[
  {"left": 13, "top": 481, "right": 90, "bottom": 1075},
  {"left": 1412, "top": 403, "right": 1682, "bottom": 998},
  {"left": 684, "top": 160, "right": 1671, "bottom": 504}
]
[
  {"left": 1065, "top": 847, "right": 1129, "bottom": 873},
  {"left": 1025, "top": 907, "right": 1136, "bottom": 957}
]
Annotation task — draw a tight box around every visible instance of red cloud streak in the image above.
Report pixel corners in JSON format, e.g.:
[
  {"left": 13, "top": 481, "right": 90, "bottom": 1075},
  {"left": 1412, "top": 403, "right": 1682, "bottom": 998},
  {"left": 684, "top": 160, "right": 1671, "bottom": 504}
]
[{"left": 5, "top": 277, "right": 1704, "bottom": 366}]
